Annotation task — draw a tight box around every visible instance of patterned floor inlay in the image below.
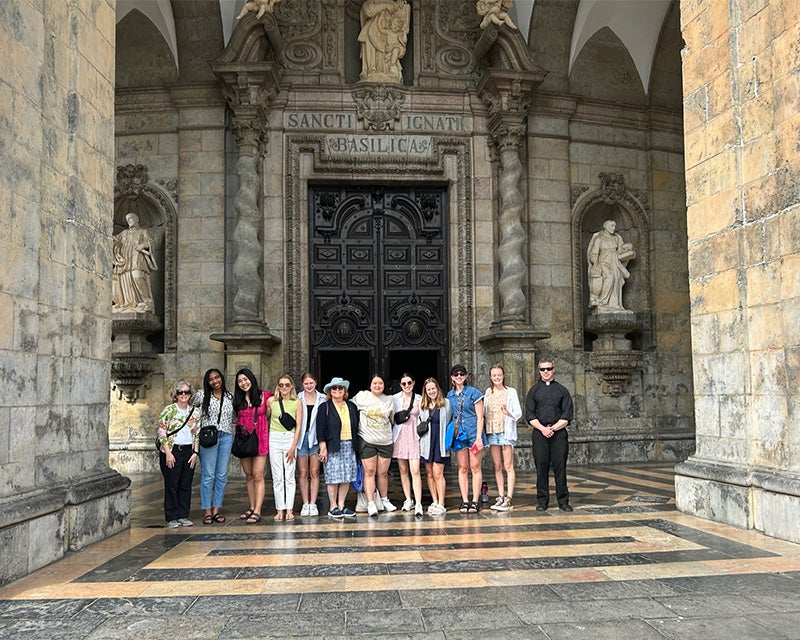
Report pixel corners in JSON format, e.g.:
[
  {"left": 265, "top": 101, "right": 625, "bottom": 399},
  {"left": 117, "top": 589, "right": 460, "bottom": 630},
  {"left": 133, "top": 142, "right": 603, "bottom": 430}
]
[{"left": 3, "top": 463, "right": 800, "bottom": 639}]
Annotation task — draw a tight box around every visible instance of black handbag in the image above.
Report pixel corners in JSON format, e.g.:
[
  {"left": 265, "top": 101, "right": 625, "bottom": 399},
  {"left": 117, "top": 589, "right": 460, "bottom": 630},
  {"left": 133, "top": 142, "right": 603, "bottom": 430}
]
[
  {"left": 393, "top": 394, "right": 414, "bottom": 425},
  {"left": 155, "top": 407, "right": 195, "bottom": 452},
  {"left": 278, "top": 398, "right": 296, "bottom": 430},
  {"left": 198, "top": 395, "right": 225, "bottom": 448},
  {"left": 231, "top": 401, "right": 260, "bottom": 458},
  {"left": 417, "top": 418, "right": 430, "bottom": 437},
  {"left": 231, "top": 425, "right": 258, "bottom": 458}
]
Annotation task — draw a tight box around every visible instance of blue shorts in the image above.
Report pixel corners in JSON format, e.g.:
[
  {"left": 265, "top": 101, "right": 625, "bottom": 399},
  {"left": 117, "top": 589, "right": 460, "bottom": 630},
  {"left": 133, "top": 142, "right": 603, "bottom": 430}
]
[
  {"left": 296, "top": 431, "right": 319, "bottom": 457},
  {"left": 486, "top": 433, "right": 516, "bottom": 447}
]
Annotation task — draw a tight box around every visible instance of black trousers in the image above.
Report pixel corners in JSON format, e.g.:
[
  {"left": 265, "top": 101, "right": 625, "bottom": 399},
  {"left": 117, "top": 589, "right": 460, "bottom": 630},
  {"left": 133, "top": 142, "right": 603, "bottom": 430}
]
[
  {"left": 160, "top": 445, "right": 195, "bottom": 521},
  {"left": 532, "top": 428, "right": 569, "bottom": 507}
]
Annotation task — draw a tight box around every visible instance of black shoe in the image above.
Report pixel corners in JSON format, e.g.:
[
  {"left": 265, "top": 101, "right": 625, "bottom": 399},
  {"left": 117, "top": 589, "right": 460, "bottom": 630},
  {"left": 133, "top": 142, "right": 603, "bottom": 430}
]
[
  {"left": 559, "top": 504, "right": 573, "bottom": 512},
  {"left": 535, "top": 505, "right": 548, "bottom": 511}
]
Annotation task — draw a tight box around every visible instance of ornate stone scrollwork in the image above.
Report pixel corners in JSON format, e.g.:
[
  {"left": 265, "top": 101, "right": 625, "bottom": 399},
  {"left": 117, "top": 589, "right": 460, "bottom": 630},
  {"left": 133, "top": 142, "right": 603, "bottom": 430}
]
[
  {"left": 111, "top": 353, "right": 159, "bottom": 403},
  {"left": 353, "top": 85, "right": 407, "bottom": 131},
  {"left": 115, "top": 164, "right": 147, "bottom": 197}
]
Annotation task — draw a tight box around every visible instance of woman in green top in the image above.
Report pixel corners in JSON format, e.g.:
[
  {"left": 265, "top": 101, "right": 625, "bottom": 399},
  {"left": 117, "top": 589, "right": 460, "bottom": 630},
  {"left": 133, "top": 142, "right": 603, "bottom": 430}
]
[{"left": 267, "top": 374, "right": 303, "bottom": 521}]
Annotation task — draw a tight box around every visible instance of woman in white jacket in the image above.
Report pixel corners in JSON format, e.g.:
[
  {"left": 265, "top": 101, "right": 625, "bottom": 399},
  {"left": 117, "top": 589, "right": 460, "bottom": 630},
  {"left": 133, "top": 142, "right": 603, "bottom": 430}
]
[
  {"left": 297, "top": 372, "right": 327, "bottom": 516},
  {"left": 484, "top": 364, "right": 522, "bottom": 511}
]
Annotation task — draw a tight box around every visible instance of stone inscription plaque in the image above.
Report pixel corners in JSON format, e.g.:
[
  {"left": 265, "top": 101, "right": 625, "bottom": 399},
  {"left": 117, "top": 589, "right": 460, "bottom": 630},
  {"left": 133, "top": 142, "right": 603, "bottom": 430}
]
[
  {"left": 285, "top": 112, "right": 467, "bottom": 133},
  {"left": 325, "top": 134, "right": 433, "bottom": 158}
]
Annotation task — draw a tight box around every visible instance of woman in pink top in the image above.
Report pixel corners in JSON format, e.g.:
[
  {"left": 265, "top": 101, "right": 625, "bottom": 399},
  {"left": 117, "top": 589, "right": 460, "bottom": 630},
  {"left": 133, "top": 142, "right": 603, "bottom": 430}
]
[{"left": 232, "top": 368, "right": 272, "bottom": 524}]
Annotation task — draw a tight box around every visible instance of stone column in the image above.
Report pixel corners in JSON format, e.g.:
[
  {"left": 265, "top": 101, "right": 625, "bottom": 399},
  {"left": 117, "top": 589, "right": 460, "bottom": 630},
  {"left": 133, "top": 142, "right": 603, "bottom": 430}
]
[
  {"left": 230, "top": 117, "right": 268, "bottom": 329},
  {"left": 674, "top": 0, "right": 800, "bottom": 544},
  {"left": 477, "top": 72, "right": 532, "bottom": 326},
  {"left": 477, "top": 70, "right": 549, "bottom": 454},
  {"left": 209, "top": 59, "right": 283, "bottom": 382}
]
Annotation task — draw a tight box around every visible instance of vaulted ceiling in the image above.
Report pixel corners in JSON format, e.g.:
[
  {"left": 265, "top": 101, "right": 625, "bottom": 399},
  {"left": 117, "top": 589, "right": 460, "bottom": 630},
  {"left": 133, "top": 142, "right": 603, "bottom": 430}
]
[{"left": 116, "top": 0, "right": 679, "bottom": 96}]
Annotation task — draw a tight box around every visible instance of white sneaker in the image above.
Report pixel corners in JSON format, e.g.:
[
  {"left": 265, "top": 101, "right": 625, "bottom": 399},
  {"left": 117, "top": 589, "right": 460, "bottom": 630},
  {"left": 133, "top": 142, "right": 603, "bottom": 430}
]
[
  {"left": 414, "top": 502, "right": 424, "bottom": 517},
  {"left": 308, "top": 503, "right": 319, "bottom": 516},
  {"left": 401, "top": 498, "right": 414, "bottom": 511},
  {"left": 177, "top": 518, "right": 193, "bottom": 527},
  {"left": 426, "top": 503, "right": 436, "bottom": 514},
  {"left": 367, "top": 501, "right": 379, "bottom": 517},
  {"left": 431, "top": 503, "right": 446, "bottom": 515},
  {"left": 490, "top": 496, "right": 505, "bottom": 511},
  {"left": 167, "top": 520, "right": 180, "bottom": 528},
  {"left": 300, "top": 503, "right": 311, "bottom": 517},
  {"left": 381, "top": 497, "right": 398, "bottom": 512},
  {"left": 495, "top": 497, "right": 513, "bottom": 512}
]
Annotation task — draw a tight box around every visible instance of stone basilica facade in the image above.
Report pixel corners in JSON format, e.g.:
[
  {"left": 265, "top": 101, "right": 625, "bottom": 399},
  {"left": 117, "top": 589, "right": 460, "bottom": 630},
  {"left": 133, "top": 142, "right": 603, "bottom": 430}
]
[{"left": 1, "top": 0, "right": 798, "bottom": 583}]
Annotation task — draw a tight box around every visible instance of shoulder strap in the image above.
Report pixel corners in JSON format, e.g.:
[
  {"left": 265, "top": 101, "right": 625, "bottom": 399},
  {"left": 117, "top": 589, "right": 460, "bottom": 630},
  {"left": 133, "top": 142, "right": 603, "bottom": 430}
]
[{"left": 164, "top": 406, "right": 195, "bottom": 438}]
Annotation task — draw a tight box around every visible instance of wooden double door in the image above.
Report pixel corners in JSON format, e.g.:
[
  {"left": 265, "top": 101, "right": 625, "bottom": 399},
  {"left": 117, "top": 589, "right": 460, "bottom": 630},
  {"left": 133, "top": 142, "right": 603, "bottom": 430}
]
[{"left": 309, "top": 185, "right": 449, "bottom": 395}]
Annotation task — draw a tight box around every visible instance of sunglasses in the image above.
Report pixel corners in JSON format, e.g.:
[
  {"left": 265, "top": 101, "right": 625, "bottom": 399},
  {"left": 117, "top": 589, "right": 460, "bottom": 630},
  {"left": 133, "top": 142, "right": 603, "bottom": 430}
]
[
  {"left": 176, "top": 390, "right": 191, "bottom": 395},
  {"left": 539, "top": 367, "right": 554, "bottom": 372},
  {"left": 278, "top": 382, "right": 292, "bottom": 388},
  {"left": 400, "top": 381, "right": 414, "bottom": 386},
  {"left": 330, "top": 385, "right": 345, "bottom": 391},
  {"left": 451, "top": 372, "right": 466, "bottom": 377}
]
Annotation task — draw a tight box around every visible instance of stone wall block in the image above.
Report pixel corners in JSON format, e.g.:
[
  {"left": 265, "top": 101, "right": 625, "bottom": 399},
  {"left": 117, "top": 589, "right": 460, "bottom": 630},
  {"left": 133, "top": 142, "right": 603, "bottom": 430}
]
[
  {"left": 690, "top": 268, "right": 739, "bottom": 313},
  {"left": 739, "top": 91, "right": 774, "bottom": 143},
  {"left": 746, "top": 261, "right": 782, "bottom": 306}
]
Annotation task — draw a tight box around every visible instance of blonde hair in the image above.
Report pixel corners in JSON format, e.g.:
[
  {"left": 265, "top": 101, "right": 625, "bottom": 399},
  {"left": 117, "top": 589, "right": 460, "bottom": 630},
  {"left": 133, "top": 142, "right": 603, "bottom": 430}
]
[
  {"left": 420, "top": 377, "right": 446, "bottom": 410},
  {"left": 274, "top": 374, "right": 298, "bottom": 400}
]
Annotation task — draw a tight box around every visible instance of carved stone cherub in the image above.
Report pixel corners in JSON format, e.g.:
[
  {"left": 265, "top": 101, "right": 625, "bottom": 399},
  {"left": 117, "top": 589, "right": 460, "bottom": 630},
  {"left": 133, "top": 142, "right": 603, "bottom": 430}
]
[
  {"left": 236, "top": 0, "right": 281, "bottom": 20},
  {"left": 476, "top": 0, "right": 518, "bottom": 30}
]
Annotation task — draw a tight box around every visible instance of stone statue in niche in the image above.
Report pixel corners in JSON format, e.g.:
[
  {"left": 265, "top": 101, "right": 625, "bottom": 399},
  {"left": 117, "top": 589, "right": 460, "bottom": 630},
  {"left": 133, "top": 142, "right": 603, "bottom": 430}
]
[
  {"left": 112, "top": 212, "right": 158, "bottom": 313},
  {"left": 358, "top": 0, "right": 411, "bottom": 84},
  {"left": 236, "top": 0, "right": 281, "bottom": 20},
  {"left": 476, "top": 0, "right": 518, "bottom": 30},
  {"left": 587, "top": 220, "right": 636, "bottom": 313}
]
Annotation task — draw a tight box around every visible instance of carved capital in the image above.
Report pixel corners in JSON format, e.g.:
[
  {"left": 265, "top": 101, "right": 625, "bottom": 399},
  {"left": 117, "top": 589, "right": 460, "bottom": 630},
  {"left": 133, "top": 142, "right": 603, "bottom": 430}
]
[
  {"left": 589, "top": 351, "right": 643, "bottom": 397},
  {"left": 477, "top": 69, "right": 536, "bottom": 154},
  {"left": 232, "top": 117, "right": 268, "bottom": 151},
  {"left": 353, "top": 85, "right": 407, "bottom": 131}
]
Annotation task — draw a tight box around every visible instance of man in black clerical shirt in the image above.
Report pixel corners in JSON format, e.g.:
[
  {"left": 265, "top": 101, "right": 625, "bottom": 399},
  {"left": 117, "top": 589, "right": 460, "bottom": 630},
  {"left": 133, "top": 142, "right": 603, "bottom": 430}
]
[{"left": 524, "top": 357, "right": 574, "bottom": 512}]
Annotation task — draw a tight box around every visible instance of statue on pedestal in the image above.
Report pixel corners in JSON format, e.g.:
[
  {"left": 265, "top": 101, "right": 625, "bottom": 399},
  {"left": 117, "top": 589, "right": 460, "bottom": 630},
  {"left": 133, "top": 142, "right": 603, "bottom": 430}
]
[
  {"left": 112, "top": 212, "right": 158, "bottom": 313},
  {"left": 587, "top": 220, "right": 636, "bottom": 313},
  {"left": 358, "top": 0, "right": 411, "bottom": 84}
]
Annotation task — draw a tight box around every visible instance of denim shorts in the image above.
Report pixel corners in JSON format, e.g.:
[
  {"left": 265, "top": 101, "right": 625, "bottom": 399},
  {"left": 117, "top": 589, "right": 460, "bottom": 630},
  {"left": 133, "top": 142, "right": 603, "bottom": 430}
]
[
  {"left": 296, "top": 431, "right": 319, "bottom": 456},
  {"left": 486, "top": 432, "right": 516, "bottom": 447}
]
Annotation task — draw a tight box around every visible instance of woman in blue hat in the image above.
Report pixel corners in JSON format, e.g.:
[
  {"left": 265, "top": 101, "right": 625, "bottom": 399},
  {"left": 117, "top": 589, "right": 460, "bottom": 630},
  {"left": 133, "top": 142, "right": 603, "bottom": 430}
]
[{"left": 316, "top": 377, "right": 360, "bottom": 517}]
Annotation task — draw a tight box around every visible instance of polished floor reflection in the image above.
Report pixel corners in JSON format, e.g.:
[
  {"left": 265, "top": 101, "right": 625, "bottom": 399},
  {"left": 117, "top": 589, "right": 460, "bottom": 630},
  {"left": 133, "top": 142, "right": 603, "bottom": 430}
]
[{"left": 2, "top": 463, "right": 800, "bottom": 639}]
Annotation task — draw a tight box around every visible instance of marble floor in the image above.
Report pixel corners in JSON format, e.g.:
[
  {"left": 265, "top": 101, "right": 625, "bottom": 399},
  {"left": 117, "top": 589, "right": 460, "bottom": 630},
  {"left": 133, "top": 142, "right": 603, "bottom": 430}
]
[{"left": 2, "top": 463, "right": 800, "bottom": 639}]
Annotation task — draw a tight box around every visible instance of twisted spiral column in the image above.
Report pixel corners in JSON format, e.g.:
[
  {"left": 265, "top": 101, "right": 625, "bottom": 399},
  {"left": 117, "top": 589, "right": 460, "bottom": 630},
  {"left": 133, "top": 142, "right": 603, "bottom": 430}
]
[{"left": 231, "top": 121, "right": 265, "bottom": 327}]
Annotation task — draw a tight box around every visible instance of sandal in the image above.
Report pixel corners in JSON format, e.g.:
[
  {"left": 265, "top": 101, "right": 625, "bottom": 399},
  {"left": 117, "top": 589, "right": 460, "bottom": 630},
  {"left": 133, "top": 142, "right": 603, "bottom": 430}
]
[
  {"left": 246, "top": 512, "right": 262, "bottom": 524},
  {"left": 240, "top": 509, "right": 254, "bottom": 520},
  {"left": 203, "top": 513, "right": 213, "bottom": 525},
  {"left": 212, "top": 513, "right": 226, "bottom": 523},
  {"left": 285, "top": 511, "right": 295, "bottom": 521},
  {"left": 459, "top": 502, "right": 469, "bottom": 514},
  {"left": 467, "top": 501, "right": 479, "bottom": 513},
  {"left": 274, "top": 512, "right": 284, "bottom": 521}
]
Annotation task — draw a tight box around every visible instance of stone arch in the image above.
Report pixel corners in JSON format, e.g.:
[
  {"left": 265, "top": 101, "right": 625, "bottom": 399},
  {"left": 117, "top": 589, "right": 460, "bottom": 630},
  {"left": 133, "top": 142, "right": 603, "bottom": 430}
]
[
  {"left": 571, "top": 172, "right": 652, "bottom": 350},
  {"left": 569, "top": 26, "right": 647, "bottom": 104},
  {"left": 113, "top": 164, "right": 178, "bottom": 352}
]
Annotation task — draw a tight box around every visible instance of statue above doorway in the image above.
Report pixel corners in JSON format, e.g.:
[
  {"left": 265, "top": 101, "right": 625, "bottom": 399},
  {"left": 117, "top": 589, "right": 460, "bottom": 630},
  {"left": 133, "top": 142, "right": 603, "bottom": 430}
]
[{"left": 358, "top": 0, "right": 411, "bottom": 84}]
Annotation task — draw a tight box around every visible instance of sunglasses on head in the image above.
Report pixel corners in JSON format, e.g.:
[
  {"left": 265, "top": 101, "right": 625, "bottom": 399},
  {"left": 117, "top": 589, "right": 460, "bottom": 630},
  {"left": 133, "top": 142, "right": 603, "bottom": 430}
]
[{"left": 539, "top": 366, "right": 554, "bottom": 372}]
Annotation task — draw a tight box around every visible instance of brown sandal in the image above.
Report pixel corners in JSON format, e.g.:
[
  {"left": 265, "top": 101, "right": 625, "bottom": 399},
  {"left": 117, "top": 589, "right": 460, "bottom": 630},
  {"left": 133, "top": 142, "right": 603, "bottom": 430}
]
[
  {"left": 212, "top": 513, "right": 226, "bottom": 523},
  {"left": 203, "top": 514, "right": 213, "bottom": 525},
  {"left": 240, "top": 509, "right": 254, "bottom": 520},
  {"left": 246, "top": 512, "right": 262, "bottom": 524}
]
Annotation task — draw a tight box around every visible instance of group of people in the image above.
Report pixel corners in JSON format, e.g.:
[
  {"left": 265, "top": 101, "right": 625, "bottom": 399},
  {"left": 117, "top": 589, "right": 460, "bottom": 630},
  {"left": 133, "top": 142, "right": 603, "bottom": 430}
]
[{"left": 154, "top": 357, "right": 574, "bottom": 526}]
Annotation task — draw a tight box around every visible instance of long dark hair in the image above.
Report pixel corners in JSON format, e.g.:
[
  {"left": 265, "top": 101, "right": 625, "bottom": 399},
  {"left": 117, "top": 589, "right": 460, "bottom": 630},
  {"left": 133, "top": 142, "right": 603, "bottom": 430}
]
[
  {"left": 233, "top": 368, "right": 262, "bottom": 411},
  {"left": 201, "top": 368, "right": 228, "bottom": 416}
]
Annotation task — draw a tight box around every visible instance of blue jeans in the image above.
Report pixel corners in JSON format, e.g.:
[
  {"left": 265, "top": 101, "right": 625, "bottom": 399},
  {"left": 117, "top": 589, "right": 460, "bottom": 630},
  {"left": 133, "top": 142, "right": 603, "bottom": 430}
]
[{"left": 199, "top": 430, "right": 233, "bottom": 510}]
